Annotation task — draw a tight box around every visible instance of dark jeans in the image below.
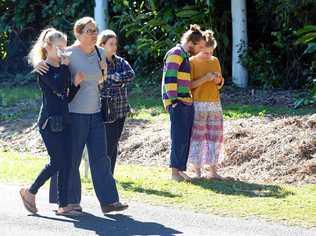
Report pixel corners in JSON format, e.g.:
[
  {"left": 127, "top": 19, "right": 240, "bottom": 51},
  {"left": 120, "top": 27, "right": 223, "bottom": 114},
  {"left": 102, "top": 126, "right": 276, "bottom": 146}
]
[
  {"left": 105, "top": 117, "right": 126, "bottom": 174},
  {"left": 169, "top": 103, "right": 194, "bottom": 171},
  {"left": 30, "top": 126, "right": 71, "bottom": 207},
  {"left": 49, "top": 112, "right": 119, "bottom": 205}
]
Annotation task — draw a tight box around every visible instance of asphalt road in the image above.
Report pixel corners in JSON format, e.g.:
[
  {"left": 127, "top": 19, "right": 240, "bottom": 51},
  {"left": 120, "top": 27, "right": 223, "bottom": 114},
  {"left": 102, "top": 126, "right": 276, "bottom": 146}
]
[{"left": 0, "top": 184, "right": 315, "bottom": 236}]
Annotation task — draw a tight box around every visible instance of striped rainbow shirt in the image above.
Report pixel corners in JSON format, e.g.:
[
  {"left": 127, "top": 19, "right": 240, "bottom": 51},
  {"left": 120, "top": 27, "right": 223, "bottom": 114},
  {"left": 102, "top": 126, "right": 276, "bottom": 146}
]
[{"left": 161, "top": 44, "right": 192, "bottom": 110}]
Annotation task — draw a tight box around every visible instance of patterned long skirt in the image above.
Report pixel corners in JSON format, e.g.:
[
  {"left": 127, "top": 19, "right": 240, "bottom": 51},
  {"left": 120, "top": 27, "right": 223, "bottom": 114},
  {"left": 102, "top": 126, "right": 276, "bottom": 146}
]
[{"left": 188, "top": 101, "right": 224, "bottom": 168}]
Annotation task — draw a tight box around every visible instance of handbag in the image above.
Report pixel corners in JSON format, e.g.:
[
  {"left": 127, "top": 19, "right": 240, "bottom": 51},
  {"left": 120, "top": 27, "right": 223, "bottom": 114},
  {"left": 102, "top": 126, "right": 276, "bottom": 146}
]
[
  {"left": 48, "top": 115, "right": 64, "bottom": 132},
  {"left": 95, "top": 46, "right": 116, "bottom": 123}
]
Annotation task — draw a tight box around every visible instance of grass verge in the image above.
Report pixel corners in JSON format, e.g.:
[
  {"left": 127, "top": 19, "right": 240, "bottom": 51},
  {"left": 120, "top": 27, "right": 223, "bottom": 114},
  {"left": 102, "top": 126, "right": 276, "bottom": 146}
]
[{"left": 1, "top": 150, "right": 315, "bottom": 227}]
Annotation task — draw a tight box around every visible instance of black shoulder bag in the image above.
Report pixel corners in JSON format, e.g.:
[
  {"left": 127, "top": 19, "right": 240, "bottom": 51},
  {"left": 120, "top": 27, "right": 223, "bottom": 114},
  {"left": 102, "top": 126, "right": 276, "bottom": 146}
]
[{"left": 95, "top": 46, "right": 116, "bottom": 123}]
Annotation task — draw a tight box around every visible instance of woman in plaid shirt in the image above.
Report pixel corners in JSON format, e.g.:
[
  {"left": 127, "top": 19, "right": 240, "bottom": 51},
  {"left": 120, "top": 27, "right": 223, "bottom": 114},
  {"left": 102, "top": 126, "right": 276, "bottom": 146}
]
[{"left": 97, "top": 30, "right": 135, "bottom": 174}]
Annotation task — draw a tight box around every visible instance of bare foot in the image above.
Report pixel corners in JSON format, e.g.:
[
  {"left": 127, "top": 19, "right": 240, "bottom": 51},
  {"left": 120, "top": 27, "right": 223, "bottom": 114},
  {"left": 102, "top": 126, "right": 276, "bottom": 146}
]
[{"left": 178, "top": 171, "right": 192, "bottom": 182}]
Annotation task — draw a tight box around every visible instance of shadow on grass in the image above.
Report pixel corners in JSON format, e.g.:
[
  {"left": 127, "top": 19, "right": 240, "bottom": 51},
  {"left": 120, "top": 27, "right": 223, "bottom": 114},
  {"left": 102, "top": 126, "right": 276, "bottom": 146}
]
[
  {"left": 192, "top": 179, "right": 293, "bottom": 198},
  {"left": 119, "top": 181, "right": 182, "bottom": 198}
]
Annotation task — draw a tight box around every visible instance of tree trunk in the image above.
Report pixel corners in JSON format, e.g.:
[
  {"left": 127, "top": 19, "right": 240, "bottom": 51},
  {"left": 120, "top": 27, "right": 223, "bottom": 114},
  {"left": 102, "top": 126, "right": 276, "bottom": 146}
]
[
  {"left": 231, "top": 0, "right": 248, "bottom": 88},
  {"left": 94, "top": 0, "right": 109, "bottom": 31}
]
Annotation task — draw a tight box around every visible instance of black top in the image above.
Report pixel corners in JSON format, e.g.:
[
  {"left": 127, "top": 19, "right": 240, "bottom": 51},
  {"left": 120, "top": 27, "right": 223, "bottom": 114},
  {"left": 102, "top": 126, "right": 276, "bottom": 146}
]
[{"left": 37, "top": 64, "right": 80, "bottom": 129}]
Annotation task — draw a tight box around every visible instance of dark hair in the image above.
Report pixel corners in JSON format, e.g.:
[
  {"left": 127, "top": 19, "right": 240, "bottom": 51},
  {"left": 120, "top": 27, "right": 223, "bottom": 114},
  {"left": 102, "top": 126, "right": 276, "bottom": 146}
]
[{"left": 180, "top": 24, "right": 204, "bottom": 45}]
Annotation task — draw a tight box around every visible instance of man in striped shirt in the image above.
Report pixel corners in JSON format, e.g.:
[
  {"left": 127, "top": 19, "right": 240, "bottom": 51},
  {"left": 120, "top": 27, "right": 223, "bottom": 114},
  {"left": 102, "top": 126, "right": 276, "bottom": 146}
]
[{"left": 162, "top": 25, "right": 206, "bottom": 182}]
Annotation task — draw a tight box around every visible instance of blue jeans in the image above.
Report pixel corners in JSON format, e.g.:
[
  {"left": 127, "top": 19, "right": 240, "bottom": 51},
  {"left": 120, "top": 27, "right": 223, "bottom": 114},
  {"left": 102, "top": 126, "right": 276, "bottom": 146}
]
[
  {"left": 169, "top": 103, "right": 194, "bottom": 171},
  {"left": 30, "top": 126, "right": 71, "bottom": 207},
  {"left": 49, "top": 112, "right": 119, "bottom": 205}
]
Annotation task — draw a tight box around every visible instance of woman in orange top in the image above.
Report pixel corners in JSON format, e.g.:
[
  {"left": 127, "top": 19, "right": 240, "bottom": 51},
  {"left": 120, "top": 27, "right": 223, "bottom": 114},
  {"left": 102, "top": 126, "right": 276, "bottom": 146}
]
[{"left": 188, "top": 30, "right": 226, "bottom": 180}]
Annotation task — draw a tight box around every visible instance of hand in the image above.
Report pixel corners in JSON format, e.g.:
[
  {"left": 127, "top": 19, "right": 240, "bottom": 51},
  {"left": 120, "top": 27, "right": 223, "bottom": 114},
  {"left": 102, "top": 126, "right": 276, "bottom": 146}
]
[
  {"left": 214, "top": 75, "right": 222, "bottom": 84},
  {"left": 61, "top": 56, "right": 70, "bottom": 65},
  {"left": 206, "top": 72, "right": 217, "bottom": 81},
  {"left": 74, "top": 72, "right": 85, "bottom": 86},
  {"left": 99, "top": 59, "right": 107, "bottom": 72},
  {"left": 34, "top": 61, "right": 49, "bottom": 75}
]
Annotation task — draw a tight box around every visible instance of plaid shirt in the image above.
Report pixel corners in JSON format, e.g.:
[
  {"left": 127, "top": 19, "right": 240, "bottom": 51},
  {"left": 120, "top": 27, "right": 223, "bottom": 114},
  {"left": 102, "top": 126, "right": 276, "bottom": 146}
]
[{"left": 99, "top": 55, "right": 135, "bottom": 119}]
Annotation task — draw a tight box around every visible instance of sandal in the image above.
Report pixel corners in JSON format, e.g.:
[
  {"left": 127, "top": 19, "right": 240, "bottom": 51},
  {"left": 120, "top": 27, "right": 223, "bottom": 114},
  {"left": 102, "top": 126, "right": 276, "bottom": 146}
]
[
  {"left": 101, "top": 202, "right": 129, "bottom": 214},
  {"left": 55, "top": 207, "right": 83, "bottom": 216},
  {"left": 19, "top": 188, "right": 37, "bottom": 214},
  {"left": 67, "top": 204, "right": 83, "bottom": 212}
]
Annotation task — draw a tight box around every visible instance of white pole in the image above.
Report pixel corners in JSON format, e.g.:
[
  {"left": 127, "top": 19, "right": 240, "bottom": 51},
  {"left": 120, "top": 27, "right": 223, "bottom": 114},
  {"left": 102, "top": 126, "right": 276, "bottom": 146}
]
[
  {"left": 231, "top": 0, "right": 248, "bottom": 88},
  {"left": 94, "top": 0, "right": 108, "bottom": 31}
]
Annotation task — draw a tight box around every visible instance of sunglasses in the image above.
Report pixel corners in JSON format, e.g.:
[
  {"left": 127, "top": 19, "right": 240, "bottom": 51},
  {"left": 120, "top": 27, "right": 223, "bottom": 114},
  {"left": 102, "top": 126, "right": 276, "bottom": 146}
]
[{"left": 83, "top": 28, "right": 99, "bottom": 35}]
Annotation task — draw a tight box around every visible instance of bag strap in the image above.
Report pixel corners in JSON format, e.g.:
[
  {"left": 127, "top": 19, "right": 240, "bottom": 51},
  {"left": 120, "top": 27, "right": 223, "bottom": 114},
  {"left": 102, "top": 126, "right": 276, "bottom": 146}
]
[{"left": 95, "top": 46, "right": 105, "bottom": 81}]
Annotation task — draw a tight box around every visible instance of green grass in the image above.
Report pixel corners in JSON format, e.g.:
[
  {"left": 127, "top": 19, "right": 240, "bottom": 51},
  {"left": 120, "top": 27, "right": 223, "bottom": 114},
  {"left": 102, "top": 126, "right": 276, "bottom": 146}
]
[
  {"left": 128, "top": 93, "right": 315, "bottom": 122},
  {"left": 0, "top": 86, "right": 40, "bottom": 107},
  {"left": 0, "top": 85, "right": 314, "bottom": 122},
  {"left": 1, "top": 150, "right": 315, "bottom": 227},
  {"left": 222, "top": 104, "right": 315, "bottom": 119},
  {"left": 0, "top": 86, "right": 40, "bottom": 121}
]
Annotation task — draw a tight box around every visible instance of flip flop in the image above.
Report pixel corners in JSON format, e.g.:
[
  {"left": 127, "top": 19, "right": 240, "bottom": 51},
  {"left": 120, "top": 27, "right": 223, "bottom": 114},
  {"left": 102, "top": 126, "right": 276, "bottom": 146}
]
[
  {"left": 67, "top": 204, "right": 83, "bottom": 212},
  {"left": 55, "top": 209, "right": 84, "bottom": 216},
  {"left": 19, "top": 188, "right": 37, "bottom": 214}
]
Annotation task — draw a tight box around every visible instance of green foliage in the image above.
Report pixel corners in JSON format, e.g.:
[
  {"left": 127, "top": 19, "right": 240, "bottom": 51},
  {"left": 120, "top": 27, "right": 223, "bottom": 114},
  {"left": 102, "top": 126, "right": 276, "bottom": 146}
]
[
  {"left": 240, "top": 0, "right": 316, "bottom": 89},
  {"left": 294, "top": 24, "right": 316, "bottom": 107},
  {"left": 0, "top": 0, "right": 315, "bottom": 91},
  {"left": 109, "top": 0, "right": 230, "bottom": 85},
  {"left": 240, "top": 46, "right": 282, "bottom": 89},
  {"left": 0, "top": 0, "right": 95, "bottom": 84}
]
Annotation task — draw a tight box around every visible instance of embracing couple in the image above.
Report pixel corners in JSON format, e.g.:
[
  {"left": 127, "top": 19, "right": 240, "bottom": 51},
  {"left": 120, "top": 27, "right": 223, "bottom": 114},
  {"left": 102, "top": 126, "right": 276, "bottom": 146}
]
[
  {"left": 162, "top": 24, "right": 230, "bottom": 182},
  {"left": 19, "top": 16, "right": 134, "bottom": 216}
]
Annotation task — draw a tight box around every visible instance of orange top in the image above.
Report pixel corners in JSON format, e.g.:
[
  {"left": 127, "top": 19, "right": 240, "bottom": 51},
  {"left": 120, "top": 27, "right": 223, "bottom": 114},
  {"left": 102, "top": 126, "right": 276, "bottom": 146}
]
[{"left": 190, "top": 56, "right": 223, "bottom": 102}]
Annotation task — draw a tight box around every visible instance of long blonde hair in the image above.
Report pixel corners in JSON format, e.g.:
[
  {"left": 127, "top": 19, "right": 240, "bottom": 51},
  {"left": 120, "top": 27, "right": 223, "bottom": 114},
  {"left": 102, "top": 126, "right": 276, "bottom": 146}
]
[
  {"left": 28, "top": 28, "right": 67, "bottom": 66},
  {"left": 203, "top": 30, "right": 217, "bottom": 49}
]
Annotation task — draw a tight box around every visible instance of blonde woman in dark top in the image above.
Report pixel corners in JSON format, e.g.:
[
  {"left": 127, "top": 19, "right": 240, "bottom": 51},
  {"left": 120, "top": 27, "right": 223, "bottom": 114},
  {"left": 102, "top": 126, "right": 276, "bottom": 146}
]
[{"left": 20, "top": 28, "right": 84, "bottom": 216}]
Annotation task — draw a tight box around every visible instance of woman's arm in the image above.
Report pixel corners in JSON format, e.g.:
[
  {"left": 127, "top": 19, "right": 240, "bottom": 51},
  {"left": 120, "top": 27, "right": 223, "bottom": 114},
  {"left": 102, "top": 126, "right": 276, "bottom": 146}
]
[
  {"left": 38, "top": 71, "right": 65, "bottom": 95},
  {"left": 108, "top": 58, "right": 135, "bottom": 84},
  {"left": 190, "top": 72, "right": 216, "bottom": 89},
  {"left": 60, "top": 65, "right": 80, "bottom": 103}
]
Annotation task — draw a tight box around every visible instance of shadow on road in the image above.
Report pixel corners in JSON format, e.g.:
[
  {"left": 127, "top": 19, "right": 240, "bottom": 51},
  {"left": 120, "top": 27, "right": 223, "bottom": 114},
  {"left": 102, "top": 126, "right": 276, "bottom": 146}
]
[{"left": 32, "top": 212, "right": 182, "bottom": 236}]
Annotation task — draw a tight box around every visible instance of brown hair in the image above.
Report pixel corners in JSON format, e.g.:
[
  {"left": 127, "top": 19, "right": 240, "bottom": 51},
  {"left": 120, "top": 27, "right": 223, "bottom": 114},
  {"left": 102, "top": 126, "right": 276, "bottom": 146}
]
[
  {"left": 73, "top": 16, "right": 96, "bottom": 38},
  {"left": 203, "top": 30, "right": 217, "bottom": 48},
  {"left": 97, "top": 29, "right": 117, "bottom": 47},
  {"left": 28, "top": 27, "right": 67, "bottom": 66},
  {"left": 180, "top": 24, "right": 204, "bottom": 45}
]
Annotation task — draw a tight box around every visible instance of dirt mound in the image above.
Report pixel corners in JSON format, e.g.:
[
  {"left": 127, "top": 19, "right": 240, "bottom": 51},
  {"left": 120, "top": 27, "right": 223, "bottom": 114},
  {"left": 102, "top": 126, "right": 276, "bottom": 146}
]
[
  {"left": 0, "top": 114, "right": 315, "bottom": 184},
  {"left": 221, "top": 115, "right": 316, "bottom": 184}
]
